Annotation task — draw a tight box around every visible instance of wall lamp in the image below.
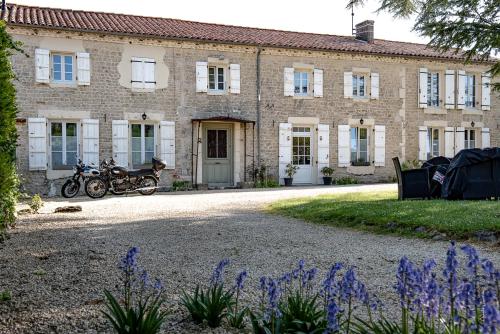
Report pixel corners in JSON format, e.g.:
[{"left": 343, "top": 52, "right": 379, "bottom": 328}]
[
  {"left": 360, "top": 118, "right": 364, "bottom": 125},
  {"left": 471, "top": 121, "right": 475, "bottom": 128},
  {"left": 142, "top": 112, "right": 147, "bottom": 120}
]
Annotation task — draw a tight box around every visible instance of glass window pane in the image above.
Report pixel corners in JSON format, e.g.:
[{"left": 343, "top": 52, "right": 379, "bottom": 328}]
[
  {"left": 359, "top": 128, "right": 367, "bottom": 139},
  {"left": 132, "top": 138, "right": 141, "bottom": 152},
  {"left": 66, "top": 136, "right": 77, "bottom": 152},
  {"left": 66, "top": 152, "right": 77, "bottom": 165},
  {"left": 52, "top": 152, "right": 63, "bottom": 168},
  {"left": 208, "top": 67, "right": 215, "bottom": 90},
  {"left": 66, "top": 123, "right": 77, "bottom": 137},
  {"left": 294, "top": 72, "right": 300, "bottom": 93},
  {"left": 131, "top": 124, "right": 141, "bottom": 137},
  {"left": 352, "top": 75, "right": 358, "bottom": 96},
  {"left": 51, "top": 136, "right": 62, "bottom": 151},
  {"left": 144, "top": 125, "right": 154, "bottom": 137},
  {"left": 64, "top": 56, "right": 73, "bottom": 81},
  {"left": 217, "top": 130, "right": 227, "bottom": 158},
  {"left": 470, "top": 130, "right": 475, "bottom": 140},
  {"left": 145, "top": 137, "right": 154, "bottom": 152},
  {"left": 359, "top": 76, "right": 365, "bottom": 96},
  {"left": 207, "top": 130, "right": 217, "bottom": 158},
  {"left": 132, "top": 152, "right": 141, "bottom": 165},
  {"left": 217, "top": 68, "right": 224, "bottom": 90},
  {"left": 51, "top": 122, "right": 63, "bottom": 136}
]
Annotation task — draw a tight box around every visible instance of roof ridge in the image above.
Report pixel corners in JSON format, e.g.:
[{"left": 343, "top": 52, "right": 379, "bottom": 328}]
[{"left": 5, "top": 2, "right": 429, "bottom": 47}]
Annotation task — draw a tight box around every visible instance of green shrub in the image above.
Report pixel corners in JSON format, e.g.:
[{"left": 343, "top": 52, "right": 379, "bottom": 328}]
[
  {"left": 29, "top": 194, "right": 44, "bottom": 214},
  {"left": 336, "top": 176, "right": 359, "bottom": 185},
  {"left": 0, "top": 21, "right": 23, "bottom": 239},
  {"left": 172, "top": 180, "right": 190, "bottom": 191},
  {"left": 255, "top": 179, "right": 279, "bottom": 188},
  {"left": 401, "top": 159, "right": 422, "bottom": 171},
  {"left": 0, "top": 290, "right": 11, "bottom": 302},
  {"left": 320, "top": 166, "right": 335, "bottom": 177},
  {"left": 249, "top": 163, "right": 279, "bottom": 188}
]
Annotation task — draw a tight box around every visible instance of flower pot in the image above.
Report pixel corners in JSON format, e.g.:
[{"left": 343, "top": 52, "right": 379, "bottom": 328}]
[
  {"left": 284, "top": 177, "right": 293, "bottom": 186},
  {"left": 323, "top": 176, "right": 333, "bottom": 185}
]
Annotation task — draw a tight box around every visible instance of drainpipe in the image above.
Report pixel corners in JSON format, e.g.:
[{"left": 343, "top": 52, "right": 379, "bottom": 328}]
[{"left": 256, "top": 47, "right": 261, "bottom": 166}]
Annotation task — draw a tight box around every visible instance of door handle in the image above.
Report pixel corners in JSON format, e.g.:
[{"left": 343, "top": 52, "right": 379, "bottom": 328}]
[{"left": 215, "top": 162, "right": 221, "bottom": 165}]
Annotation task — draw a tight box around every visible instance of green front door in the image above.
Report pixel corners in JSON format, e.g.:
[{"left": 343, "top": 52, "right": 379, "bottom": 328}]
[{"left": 203, "top": 124, "right": 233, "bottom": 187}]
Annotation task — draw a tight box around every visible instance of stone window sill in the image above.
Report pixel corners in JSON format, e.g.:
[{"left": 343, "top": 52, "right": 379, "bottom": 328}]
[
  {"left": 293, "top": 95, "right": 313, "bottom": 100},
  {"left": 424, "top": 108, "right": 447, "bottom": 115},
  {"left": 207, "top": 90, "right": 228, "bottom": 96},
  {"left": 48, "top": 82, "right": 78, "bottom": 89}
]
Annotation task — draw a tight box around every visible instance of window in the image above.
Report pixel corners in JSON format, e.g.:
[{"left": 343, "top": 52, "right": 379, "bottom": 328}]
[
  {"left": 50, "top": 121, "right": 78, "bottom": 169},
  {"left": 427, "top": 72, "right": 439, "bottom": 107},
  {"left": 208, "top": 66, "right": 225, "bottom": 91},
  {"left": 426, "top": 128, "right": 440, "bottom": 159},
  {"left": 352, "top": 74, "right": 366, "bottom": 97},
  {"left": 465, "top": 74, "right": 475, "bottom": 108},
  {"left": 294, "top": 71, "right": 309, "bottom": 95},
  {"left": 464, "top": 129, "right": 476, "bottom": 149},
  {"left": 350, "top": 127, "right": 369, "bottom": 165},
  {"left": 52, "top": 54, "right": 74, "bottom": 83},
  {"left": 131, "top": 124, "right": 156, "bottom": 166},
  {"left": 131, "top": 57, "right": 156, "bottom": 89},
  {"left": 207, "top": 129, "right": 228, "bottom": 158}
]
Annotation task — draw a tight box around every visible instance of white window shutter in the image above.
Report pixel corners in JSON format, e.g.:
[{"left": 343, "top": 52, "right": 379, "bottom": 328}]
[
  {"left": 418, "top": 126, "right": 428, "bottom": 161},
  {"left": 343, "top": 72, "right": 353, "bottom": 98},
  {"left": 77, "top": 52, "right": 91, "bottom": 86},
  {"left": 457, "top": 70, "right": 466, "bottom": 109},
  {"left": 444, "top": 127, "right": 455, "bottom": 158},
  {"left": 284, "top": 67, "right": 294, "bottom": 97},
  {"left": 337, "top": 125, "right": 350, "bottom": 167},
  {"left": 28, "top": 118, "right": 47, "bottom": 170},
  {"left": 82, "top": 119, "right": 99, "bottom": 165},
  {"left": 143, "top": 59, "right": 156, "bottom": 89},
  {"left": 370, "top": 73, "right": 379, "bottom": 100},
  {"left": 313, "top": 69, "right": 323, "bottom": 97},
  {"left": 160, "top": 121, "right": 175, "bottom": 170},
  {"left": 278, "top": 123, "right": 292, "bottom": 184},
  {"left": 374, "top": 125, "right": 385, "bottom": 166},
  {"left": 481, "top": 73, "right": 491, "bottom": 111},
  {"left": 418, "top": 68, "right": 428, "bottom": 108},
  {"left": 444, "top": 70, "right": 455, "bottom": 109},
  {"left": 481, "top": 128, "right": 490, "bottom": 148},
  {"left": 112, "top": 120, "right": 129, "bottom": 167},
  {"left": 35, "top": 48, "right": 50, "bottom": 83},
  {"left": 196, "top": 61, "right": 208, "bottom": 93},
  {"left": 229, "top": 64, "right": 241, "bottom": 94},
  {"left": 131, "top": 57, "right": 144, "bottom": 89},
  {"left": 317, "top": 124, "right": 329, "bottom": 182},
  {"left": 455, "top": 127, "right": 465, "bottom": 154}
]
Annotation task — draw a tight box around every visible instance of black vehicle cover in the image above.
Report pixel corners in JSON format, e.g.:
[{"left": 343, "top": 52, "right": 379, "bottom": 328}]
[{"left": 441, "top": 148, "right": 500, "bottom": 199}]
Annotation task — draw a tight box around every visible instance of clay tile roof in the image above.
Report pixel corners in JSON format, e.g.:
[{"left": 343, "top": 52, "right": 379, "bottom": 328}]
[{"left": 1, "top": 3, "right": 472, "bottom": 61}]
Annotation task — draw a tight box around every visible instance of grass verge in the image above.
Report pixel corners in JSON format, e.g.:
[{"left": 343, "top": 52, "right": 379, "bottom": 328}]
[{"left": 267, "top": 190, "right": 500, "bottom": 240}]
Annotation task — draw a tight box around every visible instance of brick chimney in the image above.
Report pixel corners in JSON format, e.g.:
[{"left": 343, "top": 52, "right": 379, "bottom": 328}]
[{"left": 355, "top": 20, "right": 374, "bottom": 43}]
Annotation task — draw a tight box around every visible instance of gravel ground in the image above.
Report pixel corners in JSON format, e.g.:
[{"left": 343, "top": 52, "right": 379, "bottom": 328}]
[{"left": 0, "top": 184, "right": 498, "bottom": 333}]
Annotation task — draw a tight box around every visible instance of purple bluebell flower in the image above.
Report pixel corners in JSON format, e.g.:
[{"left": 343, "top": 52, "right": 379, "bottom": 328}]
[
  {"left": 210, "top": 258, "right": 230, "bottom": 286},
  {"left": 292, "top": 259, "right": 306, "bottom": 279},
  {"left": 302, "top": 267, "right": 318, "bottom": 287},
  {"left": 340, "top": 267, "right": 357, "bottom": 302},
  {"left": 422, "top": 272, "right": 441, "bottom": 319},
  {"left": 482, "top": 303, "right": 500, "bottom": 334},
  {"left": 482, "top": 259, "right": 500, "bottom": 282},
  {"left": 279, "top": 272, "right": 292, "bottom": 285},
  {"left": 139, "top": 269, "right": 150, "bottom": 287},
  {"left": 265, "top": 278, "right": 282, "bottom": 319},
  {"left": 324, "top": 300, "right": 340, "bottom": 333},
  {"left": 457, "top": 280, "right": 475, "bottom": 319},
  {"left": 461, "top": 245, "right": 480, "bottom": 276},
  {"left": 259, "top": 276, "right": 268, "bottom": 291},
  {"left": 119, "top": 246, "right": 140, "bottom": 275},
  {"left": 235, "top": 270, "right": 248, "bottom": 290},
  {"left": 443, "top": 242, "right": 459, "bottom": 316},
  {"left": 153, "top": 278, "right": 163, "bottom": 292},
  {"left": 322, "top": 263, "right": 343, "bottom": 299}
]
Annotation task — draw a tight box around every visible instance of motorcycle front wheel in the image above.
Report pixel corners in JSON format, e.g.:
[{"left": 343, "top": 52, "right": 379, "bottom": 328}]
[
  {"left": 61, "top": 180, "right": 80, "bottom": 198},
  {"left": 85, "top": 177, "right": 108, "bottom": 199},
  {"left": 138, "top": 176, "right": 158, "bottom": 196}
]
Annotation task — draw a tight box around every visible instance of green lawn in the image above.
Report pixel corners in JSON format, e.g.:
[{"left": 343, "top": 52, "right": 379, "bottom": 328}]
[{"left": 267, "top": 191, "right": 500, "bottom": 240}]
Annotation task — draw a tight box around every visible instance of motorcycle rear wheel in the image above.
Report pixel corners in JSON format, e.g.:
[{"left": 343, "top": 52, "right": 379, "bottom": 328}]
[
  {"left": 85, "top": 177, "right": 108, "bottom": 199},
  {"left": 138, "top": 176, "right": 158, "bottom": 195},
  {"left": 61, "top": 180, "right": 80, "bottom": 198}
]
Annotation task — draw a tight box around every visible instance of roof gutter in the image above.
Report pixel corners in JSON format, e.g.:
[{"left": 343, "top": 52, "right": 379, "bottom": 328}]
[{"left": 4, "top": 23, "right": 494, "bottom": 64}]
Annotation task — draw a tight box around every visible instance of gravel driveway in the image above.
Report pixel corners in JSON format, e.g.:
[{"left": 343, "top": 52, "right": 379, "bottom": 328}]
[{"left": 0, "top": 184, "right": 498, "bottom": 333}]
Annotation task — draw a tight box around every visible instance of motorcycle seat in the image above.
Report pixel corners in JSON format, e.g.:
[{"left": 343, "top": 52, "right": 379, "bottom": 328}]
[{"left": 127, "top": 169, "right": 154, "bottom": 177}]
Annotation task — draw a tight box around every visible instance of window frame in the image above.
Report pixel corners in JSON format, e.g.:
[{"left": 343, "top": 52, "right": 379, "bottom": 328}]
[
  {"left": 426, "top": 127, "right": 441, "bottom": 159},
  {"left": 352, "top": 74, "right": 367, "bottom": 98},
  {"left": 427, "top": 72, "right": 440, "bottom": 107},
  {"left": 206, "top": 129, "right": 229, "bottom": 159},
  {"left": 131, "top": 57, "right": 156, "bottom": 90},
  {"left": 464, "top": 74, "right": 476, "bottom": 108},
  {"left": 49, "top": 120, "right": 79, "bottom": 170},
  {"left": 208, "top": 65, "right": 226, "bottom": 92},
  {"left": 130, "top": 123, "right": 157, "bottom": 168},
  {"left": 350, "top": 127, "right": 370, "bottom": 165},
  {"left": 51, "top": 53, "right": 75, "bottom": 84},
  {"left": 291, "top": 126, "right": 312, "bottom": 166},
  {"left": 464, "top": 128, "right": 476, "bottom": 149}
]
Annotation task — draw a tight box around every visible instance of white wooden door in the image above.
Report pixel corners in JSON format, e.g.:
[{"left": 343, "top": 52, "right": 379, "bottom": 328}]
[{"left": 292, "top": 126, "right": 313, "bottom": 184}]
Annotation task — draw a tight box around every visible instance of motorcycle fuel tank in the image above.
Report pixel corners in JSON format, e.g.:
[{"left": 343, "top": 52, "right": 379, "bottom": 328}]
[{"left": 111, "top": 166, "right": 128, "bottom": 177}]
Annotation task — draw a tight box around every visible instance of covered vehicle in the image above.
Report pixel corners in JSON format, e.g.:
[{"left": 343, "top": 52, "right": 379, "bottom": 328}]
[{"left": 441, "top": 148, "right": 500, "bottom": 200}]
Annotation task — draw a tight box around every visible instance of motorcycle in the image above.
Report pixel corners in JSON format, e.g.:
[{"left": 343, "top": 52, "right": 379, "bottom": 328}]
[
  {"left": 85, "top": 157, "right": 167, "bottom": 199},
  {"left": 61, "top": 160, "right": 101, "bottom": 198}
]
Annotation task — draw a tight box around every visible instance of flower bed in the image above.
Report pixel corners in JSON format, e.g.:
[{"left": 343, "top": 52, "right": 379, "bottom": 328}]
[{"left": 104, "top": 242, "right": 499, "bottom": 333}]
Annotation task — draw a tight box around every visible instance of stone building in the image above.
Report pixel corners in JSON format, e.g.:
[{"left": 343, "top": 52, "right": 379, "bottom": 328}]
[{"left": 2, "top": 3, "right": 497, "bottom": 194}]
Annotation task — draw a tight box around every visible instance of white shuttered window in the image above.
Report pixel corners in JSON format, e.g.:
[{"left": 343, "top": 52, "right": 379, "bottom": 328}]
[{"left": 131, "top": 57, "right": 156, "bottom": 89}]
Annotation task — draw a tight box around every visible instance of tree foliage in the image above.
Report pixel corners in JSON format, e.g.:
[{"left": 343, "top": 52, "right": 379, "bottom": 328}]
[
  {"left": 0, "top": 20, "right": 22, "bottom": 239},
  {"left": 347, "top": 0, "right": 500, "bottom": 90}
]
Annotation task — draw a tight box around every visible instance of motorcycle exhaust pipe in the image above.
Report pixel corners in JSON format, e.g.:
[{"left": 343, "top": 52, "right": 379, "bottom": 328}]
[{"left": 124, "top": 186, "right": 159, "bottom": 193}]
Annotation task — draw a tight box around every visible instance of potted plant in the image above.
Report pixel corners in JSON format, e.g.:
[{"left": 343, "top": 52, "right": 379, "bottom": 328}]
[
  {"left": 320, "top": 166, "right": 334, "bottom": 185},
  {"left": 284, "top": 163, "right": 299, "bottom": 186}
]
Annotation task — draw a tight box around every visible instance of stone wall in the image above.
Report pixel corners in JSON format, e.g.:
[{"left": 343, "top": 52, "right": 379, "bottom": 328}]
[{"left": 8, "top": 26, "right": 498, "bottom": 194}]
